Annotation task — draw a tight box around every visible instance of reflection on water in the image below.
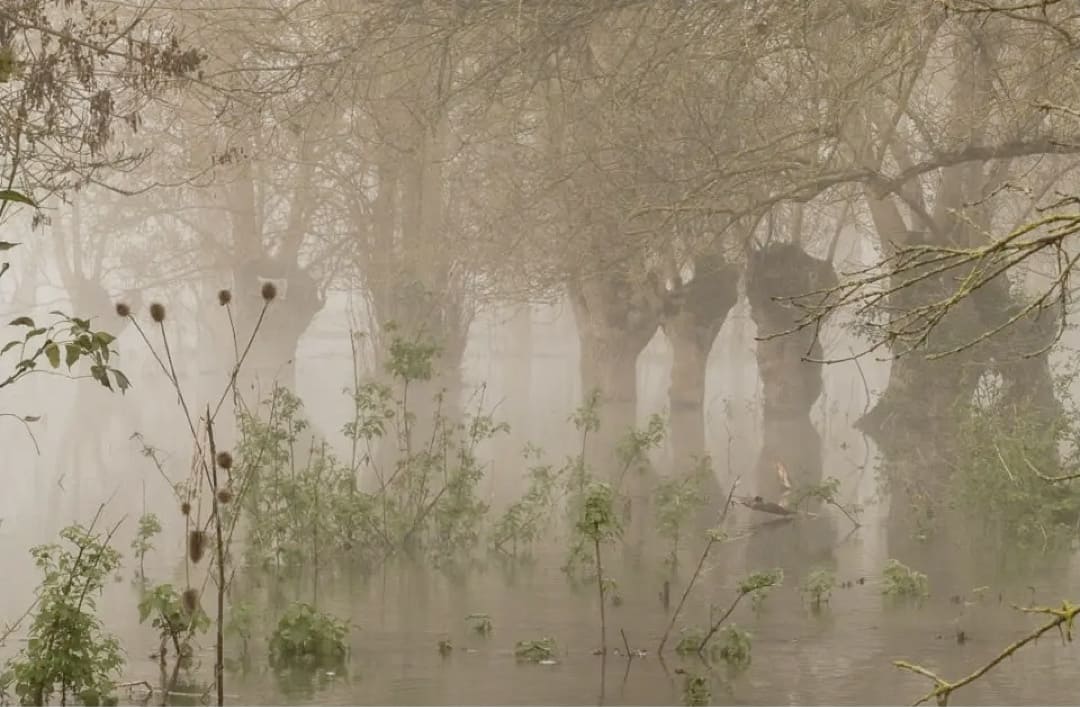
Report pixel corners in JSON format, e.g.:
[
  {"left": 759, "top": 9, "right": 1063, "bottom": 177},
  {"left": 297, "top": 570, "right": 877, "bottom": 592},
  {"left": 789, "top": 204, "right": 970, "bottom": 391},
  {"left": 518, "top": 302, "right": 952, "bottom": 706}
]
[{"left": 5, "top": 507, "right": 1078, "bottom": 706}]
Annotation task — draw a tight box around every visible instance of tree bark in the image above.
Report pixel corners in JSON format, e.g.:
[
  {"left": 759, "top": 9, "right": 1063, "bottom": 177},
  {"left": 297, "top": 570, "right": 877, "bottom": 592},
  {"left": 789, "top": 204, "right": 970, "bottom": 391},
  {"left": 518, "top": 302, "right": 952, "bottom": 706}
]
[
  {"left": 746, "top": 243, "right": 837, "bottom": 499},
  {"left": 661, "top": 254, "right": 739, "bottom": 474}
]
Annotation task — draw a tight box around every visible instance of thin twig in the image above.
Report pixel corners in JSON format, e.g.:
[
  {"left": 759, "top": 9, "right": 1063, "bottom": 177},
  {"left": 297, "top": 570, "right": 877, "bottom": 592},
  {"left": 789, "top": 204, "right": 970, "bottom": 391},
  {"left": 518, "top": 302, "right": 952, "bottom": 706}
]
[
  {"left": 657, "top": 476, "right": 739, "bottom": 655},
  {"left": 895, "top": 601, "right": 1079, "bottom": 706}
]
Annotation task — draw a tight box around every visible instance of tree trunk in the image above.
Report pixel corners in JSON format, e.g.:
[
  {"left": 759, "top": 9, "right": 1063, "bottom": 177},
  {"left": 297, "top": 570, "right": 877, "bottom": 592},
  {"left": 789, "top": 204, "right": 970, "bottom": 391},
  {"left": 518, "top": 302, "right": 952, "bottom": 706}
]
[
  {"left": 743, "top": 243, "right": 838, "bottom": 575},
  {"left": 568, "top": 274, "right": 663, "bottom": 461},
  {"left": 746, "top": 243, "right": 836, "bottom": 499},
  {"left": 569, "top": 272, "right": 663, "bottom": 562},
  {"left": 230, "top": 257, "right": 323, "bottom": 402},
  {"left": 660, "top": 254, "right": 738, "bottom": 485}
]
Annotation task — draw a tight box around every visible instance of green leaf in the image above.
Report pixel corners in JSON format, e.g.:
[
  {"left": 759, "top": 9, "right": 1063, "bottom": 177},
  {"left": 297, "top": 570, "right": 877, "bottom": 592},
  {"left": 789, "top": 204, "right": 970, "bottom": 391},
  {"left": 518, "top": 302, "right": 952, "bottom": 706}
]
[
  {"left": 0, "top": 189, "right": 35, "bottom": 206},
  {"left": 44, "top": 342, "right": 60, "bottom": 368},
  {"left": 94, "top": 331, "right": 116, "bottom": 346},
  {"left": 90, "top": 364, "right": 113, "bottom": 391},
  {"left": 8, "top": 316, "right": 34, "bottom": 327},
  {"left": 0, "top": 241, "right": 18, "bottom": 251},
  {"left": 22, "top": 415, "right": 40, "bottom": 422},
  {"left": 1, "top": 340, "right": 18, "bottom": 355},
  {"left": 0, "top": 262, "right": 8, "bottom": 280},
  {"left": 24, "top": 327, "right": 46, "bottom": 340},
  {"left": 65, "top": 343, "right": 80, "bottom": 368},
  {"left": 112, "top": 369, "right": 131, "bottom": 393}
]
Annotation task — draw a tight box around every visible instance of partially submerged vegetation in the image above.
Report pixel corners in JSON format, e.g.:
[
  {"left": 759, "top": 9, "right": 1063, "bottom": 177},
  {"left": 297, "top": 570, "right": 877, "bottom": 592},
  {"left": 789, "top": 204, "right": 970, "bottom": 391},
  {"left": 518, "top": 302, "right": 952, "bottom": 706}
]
[{"left": 3, "top": 4, "right": 1080, "bottom": 699}]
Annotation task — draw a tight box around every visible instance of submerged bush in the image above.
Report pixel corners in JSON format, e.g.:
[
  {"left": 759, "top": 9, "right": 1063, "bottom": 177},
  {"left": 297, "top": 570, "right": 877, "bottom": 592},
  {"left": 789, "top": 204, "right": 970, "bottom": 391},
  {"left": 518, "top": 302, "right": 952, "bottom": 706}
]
[
  {"left": 946, "top": 380, "right": 1080, "bottom": 559},
  {"left": 268, "top": 602, "right": 349, "bottom": 668},
  {"left": 513, "top": 637, "right": 557, "bottom": 663},
  {"left": 882, "top": 559, "right": 929, "bottom": 600}
]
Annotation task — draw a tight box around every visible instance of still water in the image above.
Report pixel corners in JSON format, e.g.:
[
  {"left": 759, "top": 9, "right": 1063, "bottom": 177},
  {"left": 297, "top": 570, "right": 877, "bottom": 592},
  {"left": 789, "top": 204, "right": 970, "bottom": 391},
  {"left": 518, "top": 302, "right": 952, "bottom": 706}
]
[{"left": 5, "top": 504, "right": 1077, "bottom": 706}]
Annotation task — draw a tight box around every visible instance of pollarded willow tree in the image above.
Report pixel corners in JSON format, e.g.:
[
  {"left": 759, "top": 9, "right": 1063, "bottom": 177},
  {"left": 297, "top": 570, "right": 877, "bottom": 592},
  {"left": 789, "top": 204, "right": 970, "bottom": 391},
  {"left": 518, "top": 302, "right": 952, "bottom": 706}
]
[{"left": 757, "top": 0, "right": 1080, "bottom": 557}]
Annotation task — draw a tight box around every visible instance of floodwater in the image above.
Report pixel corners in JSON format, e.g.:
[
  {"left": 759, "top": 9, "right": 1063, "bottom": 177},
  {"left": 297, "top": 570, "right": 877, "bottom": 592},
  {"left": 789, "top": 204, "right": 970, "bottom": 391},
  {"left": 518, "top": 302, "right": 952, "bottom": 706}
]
[
  {"left": 3, "top": 499, "right": 1078, "bottom": 706},
  {"left": 2, "top": 306, "right": 1078, "bottom": 704}
]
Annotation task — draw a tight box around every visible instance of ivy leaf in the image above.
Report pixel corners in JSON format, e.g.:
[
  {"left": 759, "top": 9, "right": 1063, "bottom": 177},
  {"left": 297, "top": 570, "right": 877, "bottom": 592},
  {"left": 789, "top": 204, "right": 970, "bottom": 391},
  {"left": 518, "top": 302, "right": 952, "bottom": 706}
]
[
  {"left": 0, "top": 241, "right": 18, "bottom": 251},
  {"left": 64, "top": 343, "right": 80, "bottom": 368},
  {"left": 9, "top": 316, "right": 34, "bottom": 327},
  {"left": 44, "top": 342, "right": 60, "bottom": 368}
]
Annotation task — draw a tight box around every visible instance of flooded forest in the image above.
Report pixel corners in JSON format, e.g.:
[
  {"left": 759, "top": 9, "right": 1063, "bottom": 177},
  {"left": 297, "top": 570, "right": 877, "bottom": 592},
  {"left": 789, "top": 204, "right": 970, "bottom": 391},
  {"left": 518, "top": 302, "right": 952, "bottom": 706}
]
[{"left": 5, "top": 1, "right": 1080, "bottom": 705}]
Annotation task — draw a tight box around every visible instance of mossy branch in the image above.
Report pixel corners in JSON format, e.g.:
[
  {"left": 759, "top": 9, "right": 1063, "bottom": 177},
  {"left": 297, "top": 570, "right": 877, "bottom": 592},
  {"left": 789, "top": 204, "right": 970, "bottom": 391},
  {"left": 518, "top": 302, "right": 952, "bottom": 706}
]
[{"left": 895, "top": 600, "right": 1079, "bottom": 706}]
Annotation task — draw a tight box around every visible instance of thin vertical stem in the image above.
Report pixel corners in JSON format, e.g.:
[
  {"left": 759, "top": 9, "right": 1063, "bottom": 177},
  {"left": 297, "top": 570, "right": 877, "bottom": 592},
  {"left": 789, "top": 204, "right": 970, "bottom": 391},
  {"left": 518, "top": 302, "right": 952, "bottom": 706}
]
[
  {"left": 206, "top": 408, "right": 225, "bottom": 707},
  {"left": 595, "top": 534, "right": 606, "bottom": 655},
  {"left": 657, "top": 477, "right": 739, "bottom": 655}
]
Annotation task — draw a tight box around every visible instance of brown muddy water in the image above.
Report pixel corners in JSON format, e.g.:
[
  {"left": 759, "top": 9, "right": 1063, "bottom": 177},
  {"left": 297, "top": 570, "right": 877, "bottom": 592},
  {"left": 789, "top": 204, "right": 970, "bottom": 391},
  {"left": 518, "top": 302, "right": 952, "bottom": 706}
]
[{"left": 3, "top": 500, "right": 1079, "bottom": 706}]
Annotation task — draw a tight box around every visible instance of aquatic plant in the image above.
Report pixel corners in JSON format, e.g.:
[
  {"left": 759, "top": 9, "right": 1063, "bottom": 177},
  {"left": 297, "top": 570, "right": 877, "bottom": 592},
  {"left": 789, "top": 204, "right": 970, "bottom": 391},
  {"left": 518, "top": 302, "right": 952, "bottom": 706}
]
[
  {"left": 681, "top": 671, "right": 711, "bottom": 706},
  {"left": 1, "top": 517, "right": 123, "bottom": 706},
  {"left": 268, "top": 602, "right": 349, "bottom": 668},
  {"left": 882, "top": 559, "right": 929, "bottom": 600},
  {"left": 513, "top": 637, "right": 557, "bottom": 663},
  {"left": 673, "top": 628, "right": 718, "bottom": 661},
  {"left": 718, "top": 625, "right": 752, "bottom": 669},
  {"left": 801, "top": 568, "right": 837, "bottom": 610},
  {"left": 577, "top": 482, "right": 621, "bottom": 654},
  {"left": 658, "top": 477, "right": 739, "bottom": 655},
  {"left": 696, "top": 568, "right": 783, "bottom": 657}
]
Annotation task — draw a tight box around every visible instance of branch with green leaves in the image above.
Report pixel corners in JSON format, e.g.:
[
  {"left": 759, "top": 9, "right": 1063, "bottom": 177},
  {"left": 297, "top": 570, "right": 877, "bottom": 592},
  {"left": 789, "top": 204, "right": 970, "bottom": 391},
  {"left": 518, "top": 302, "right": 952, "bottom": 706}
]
[{"left": 1, "top": 313, "right": 127, "bottom": 393}]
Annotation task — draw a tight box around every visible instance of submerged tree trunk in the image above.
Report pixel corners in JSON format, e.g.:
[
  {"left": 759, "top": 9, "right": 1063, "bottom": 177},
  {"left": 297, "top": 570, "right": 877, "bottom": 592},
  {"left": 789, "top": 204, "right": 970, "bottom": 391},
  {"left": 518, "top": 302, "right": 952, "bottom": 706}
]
[
  {"left": 568, "top": 272, "right": 663, "bottom": 458},
  {"left": 660, "top": 253, "right": 739, "bottom": 507},
  {"left": 746, "top": 243, "right": 837, "bottom": 499},
  {"left": 569, "top": 270, "right": 663, "bottom": 560},
  {"left": 744, "top": 242, "right": 838, "bottom": 573}
]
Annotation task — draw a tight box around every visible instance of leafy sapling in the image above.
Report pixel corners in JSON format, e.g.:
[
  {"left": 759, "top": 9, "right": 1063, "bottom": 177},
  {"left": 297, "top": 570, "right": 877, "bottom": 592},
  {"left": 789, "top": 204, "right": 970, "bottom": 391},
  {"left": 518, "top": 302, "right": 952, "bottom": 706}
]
[
  {"left": 5, "top": 520, "right": 124, "bottom": 706},
  {"left": 578, "top": 482, "right": 621, "bottom": 654}
]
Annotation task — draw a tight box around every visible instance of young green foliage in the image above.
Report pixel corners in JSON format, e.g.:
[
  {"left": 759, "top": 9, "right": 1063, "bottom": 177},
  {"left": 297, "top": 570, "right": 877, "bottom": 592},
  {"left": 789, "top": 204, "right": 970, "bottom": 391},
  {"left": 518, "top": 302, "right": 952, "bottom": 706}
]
[
  {"left": 137, "top": 583, "right": 210, "bottom": 661},
  {"left": 655, "top": 459, "right": 711, "bottom": 571},
  {"left": 3, "top": 523, "right": 124, "bottom": 706},
  {"left": 882, "top": 559, "right": 929, "bottom": 600},
  {"left": 801, "top": 568, "right": 837, "bottom": 610},
  {"left": 130, "top": 512, "right": 161, "bottom": 581},
  {"left": 268, "top": 603, "right": 349, "bottom": 668}
]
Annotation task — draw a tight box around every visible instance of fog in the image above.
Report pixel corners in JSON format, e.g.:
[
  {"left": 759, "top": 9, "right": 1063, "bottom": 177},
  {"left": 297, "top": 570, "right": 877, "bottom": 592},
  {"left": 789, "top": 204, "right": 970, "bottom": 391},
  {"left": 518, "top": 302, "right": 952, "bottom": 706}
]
[{"left": 3, "top": 1, "right": 1080, "bottom": 705}]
